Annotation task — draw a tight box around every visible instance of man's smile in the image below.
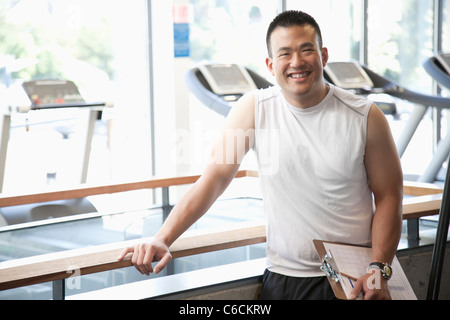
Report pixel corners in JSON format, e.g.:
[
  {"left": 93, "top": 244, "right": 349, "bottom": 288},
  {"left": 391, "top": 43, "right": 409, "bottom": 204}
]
[{"left": 288, "top": 71, "right": 311, "bottom": 79}]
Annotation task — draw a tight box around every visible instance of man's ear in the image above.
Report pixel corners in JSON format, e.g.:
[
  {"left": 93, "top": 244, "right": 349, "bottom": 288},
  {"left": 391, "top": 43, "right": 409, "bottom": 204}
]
[
  {"left": 321, "top": 47, "right": 329, "bottom": 67},
  {"left": 266, "top": 57, "right": 275, "bottom": 75}
]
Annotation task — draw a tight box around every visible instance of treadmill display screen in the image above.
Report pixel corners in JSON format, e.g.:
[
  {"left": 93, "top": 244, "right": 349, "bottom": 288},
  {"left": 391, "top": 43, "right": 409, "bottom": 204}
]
[
  {"left": 23, "top": 80, "right": 84, "bottom": 105},
  {"left": 325, "top": 61, "right": 374, "bottom": 89},
  {"left": 199, "top": 64, "right": 257, "bottom": 95}
]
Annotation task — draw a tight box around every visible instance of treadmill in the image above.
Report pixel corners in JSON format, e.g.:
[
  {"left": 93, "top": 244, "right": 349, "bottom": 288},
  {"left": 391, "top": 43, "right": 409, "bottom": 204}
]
[
  {"left": 324, "top": 61, "right": 398, "bottom": 116},
  {"left": 324, "top": 61, "right": 450, "bottom": 183},
  {"left": 0, "top": 80, "right": 112, "bottom": 226},
  {"left": 185, "top": 63, "right": 273, "bottom": 117}
]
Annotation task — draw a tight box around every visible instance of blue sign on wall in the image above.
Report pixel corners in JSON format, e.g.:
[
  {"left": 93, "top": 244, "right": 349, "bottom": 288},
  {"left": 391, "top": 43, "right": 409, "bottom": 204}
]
[{"left": 173, "top": 23, "right": 190, "bottom": 58}]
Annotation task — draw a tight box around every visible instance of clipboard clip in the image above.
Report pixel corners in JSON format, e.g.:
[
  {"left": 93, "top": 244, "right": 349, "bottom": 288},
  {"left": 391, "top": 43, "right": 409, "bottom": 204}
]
[{"left": 320, "top": 253, "right": 340, "bottom": 283}]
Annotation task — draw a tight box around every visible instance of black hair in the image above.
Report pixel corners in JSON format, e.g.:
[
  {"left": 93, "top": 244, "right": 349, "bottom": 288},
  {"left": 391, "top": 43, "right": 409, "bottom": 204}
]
[{"left": 266, "top": 10, "right": 323, "bottom": 58}]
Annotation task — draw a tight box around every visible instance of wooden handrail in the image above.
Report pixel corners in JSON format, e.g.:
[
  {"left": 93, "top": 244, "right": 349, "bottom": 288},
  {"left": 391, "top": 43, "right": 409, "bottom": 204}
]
[
  {"left": 0, "top": 222, "right": 266, "bottom": 291},
  {"left": 0, "top": 195, "right": 443, "bottom": 292},
  {"left": 0, "top": 170, "right": 255, "bottom": 208},
  {"left": 0, "top": 170, "right": 444, "bottom": 293},
  {"left": 0, "top": 170, "right": 439, "bottom": 208},
  {"left": 403, "top": 181, "right": 443, "bottom": 196},
  {"left": 402, "top": 181, "right": 443, "bottom": 220},
  {"left": 402, "top": 193, "right": 443, "bottom": 220}
]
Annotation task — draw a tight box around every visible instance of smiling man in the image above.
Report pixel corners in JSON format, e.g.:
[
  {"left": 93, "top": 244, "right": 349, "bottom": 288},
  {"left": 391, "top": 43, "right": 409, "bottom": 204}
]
[
  {"left": 265, "top": 20, "right": 329, "bottom": 109},
  {"left": 257, "top": 10, "right": 402, "bottom": 300},
  {"left": 118, "top": 10, "right": 403, "bottom": 300}
]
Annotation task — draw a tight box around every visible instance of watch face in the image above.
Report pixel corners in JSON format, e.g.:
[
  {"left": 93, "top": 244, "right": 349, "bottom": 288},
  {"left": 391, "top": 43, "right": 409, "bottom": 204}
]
[
  {"left": 383, "top": 265, "right": 392, "bottom": 279},
  {"left": 368, "top": 262, "right": 392, "bottom": 280}
]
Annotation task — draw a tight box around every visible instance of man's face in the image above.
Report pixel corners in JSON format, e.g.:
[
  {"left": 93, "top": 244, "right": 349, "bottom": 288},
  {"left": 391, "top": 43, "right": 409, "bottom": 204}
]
[{"left": 266, "top": 25, "right": 329, "bottom": 108}]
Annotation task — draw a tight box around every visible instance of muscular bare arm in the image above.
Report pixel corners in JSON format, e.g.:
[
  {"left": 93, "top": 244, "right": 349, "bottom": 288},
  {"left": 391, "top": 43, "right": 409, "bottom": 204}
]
[
  {"left": 117, "top": 92, "right": 256, "bottom": 275},
  {"left": 350, "top": 104, "right": 403, "bottom": 300}
]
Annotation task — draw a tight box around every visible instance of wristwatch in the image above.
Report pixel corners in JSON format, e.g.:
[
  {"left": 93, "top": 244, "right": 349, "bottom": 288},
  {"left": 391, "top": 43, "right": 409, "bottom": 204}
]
[{"left": 368, "top": 262, "right": 393, "bottom": 280}]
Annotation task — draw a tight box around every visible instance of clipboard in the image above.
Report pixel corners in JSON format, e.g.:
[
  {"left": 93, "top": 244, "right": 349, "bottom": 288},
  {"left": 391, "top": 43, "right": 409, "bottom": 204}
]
[{"left": 313, "top": 239, "right": 417, "bottom": 300}]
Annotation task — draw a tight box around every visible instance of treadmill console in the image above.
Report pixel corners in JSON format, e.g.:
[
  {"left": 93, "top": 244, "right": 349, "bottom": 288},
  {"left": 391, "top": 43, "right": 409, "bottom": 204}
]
[
  {"left": 22, "top": 80, "right": 84, "bottom": 106},
  {"left": 198, "top": 64, "right": 257, "bottom": 96},
  {"left": 435, "top": 52, "right": 450, "bottom": 74},
  {"left": 325, "top": 61, "right": 374, "bottom": 89}
]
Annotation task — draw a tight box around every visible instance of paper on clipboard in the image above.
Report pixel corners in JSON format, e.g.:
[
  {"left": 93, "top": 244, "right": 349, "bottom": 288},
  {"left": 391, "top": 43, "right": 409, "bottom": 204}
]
[{"left": 314, "top": 240, "right": 417, "bottom": 300}]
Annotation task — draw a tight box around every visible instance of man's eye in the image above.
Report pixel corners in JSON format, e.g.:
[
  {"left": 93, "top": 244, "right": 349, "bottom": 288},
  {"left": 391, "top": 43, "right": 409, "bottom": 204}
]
[{"left": 302, "top": 49, "right": 315, "bottom": 55}]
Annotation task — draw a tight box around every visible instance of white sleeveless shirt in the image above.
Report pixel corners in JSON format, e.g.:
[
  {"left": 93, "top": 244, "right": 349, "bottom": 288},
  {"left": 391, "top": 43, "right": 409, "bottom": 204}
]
[{"left": 253, "top": 84, "right": 374, "bottom": 277}]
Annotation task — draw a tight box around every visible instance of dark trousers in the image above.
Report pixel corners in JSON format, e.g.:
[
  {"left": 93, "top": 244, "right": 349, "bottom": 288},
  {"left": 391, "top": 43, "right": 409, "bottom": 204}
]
[{"left": 259, "top": 269, "right": 337, "bottom": 300}]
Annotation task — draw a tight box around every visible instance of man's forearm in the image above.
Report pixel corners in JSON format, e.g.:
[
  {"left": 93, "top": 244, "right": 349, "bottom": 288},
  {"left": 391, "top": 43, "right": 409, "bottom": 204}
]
[
  {"left": 370, "top": 195, "right": 403, "bottom": 264},
  {"left": 155, "top": 164, "right": 240, "bottom": 247}
]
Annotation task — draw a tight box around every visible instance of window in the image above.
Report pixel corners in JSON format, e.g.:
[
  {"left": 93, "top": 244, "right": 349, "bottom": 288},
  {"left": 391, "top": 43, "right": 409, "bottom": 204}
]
[
  {"left": 0, "top": 0, "right": 152, "bottom": 192},
  {"left": 367, "top": 0, "right": 434, "bottom": 93},
  {"left": 189, "top": 0, "right": 278, "bottom": 77},
  {"left": 442, "top": 0, "right": 450, "bottom": 52},
  {"left": 287, "top": 0, "right": 362, "bottom": 62},
  {"left": 185, "top": 0, "right": 278, "bottom": 175}
]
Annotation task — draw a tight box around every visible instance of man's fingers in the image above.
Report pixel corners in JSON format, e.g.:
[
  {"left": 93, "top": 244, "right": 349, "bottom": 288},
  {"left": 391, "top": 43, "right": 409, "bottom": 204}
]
[
  {"left": 117, "top": 246, "right": 151, "bottom": 275},
  {"left": 117, "top": 241, "right": 171, "bottom": 276},
  {"left": 116, "top": 247, "right": 134, "bottom": 261},
  {"left": 140, "top": 246, "right": 156, "bottom": 275},
  {"left": 348, "top": 278, "right": 364, "bottom": 300},
  {"left": 154, "top": 252, "right": 172, "bottom": 274},
  {"left": 132, "top": 244, "right": 153, "bottom": 275}
]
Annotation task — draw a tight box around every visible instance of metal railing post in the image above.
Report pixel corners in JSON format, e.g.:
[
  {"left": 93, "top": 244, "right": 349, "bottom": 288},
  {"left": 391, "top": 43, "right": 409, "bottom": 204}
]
[{"left": 52, "top": 279, "right": 65, "bottom": 300}]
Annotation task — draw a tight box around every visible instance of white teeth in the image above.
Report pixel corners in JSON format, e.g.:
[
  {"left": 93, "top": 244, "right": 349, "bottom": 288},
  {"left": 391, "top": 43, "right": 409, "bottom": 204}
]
[{"left": 290, "top": 72, "right": 308, "bottom": 78}]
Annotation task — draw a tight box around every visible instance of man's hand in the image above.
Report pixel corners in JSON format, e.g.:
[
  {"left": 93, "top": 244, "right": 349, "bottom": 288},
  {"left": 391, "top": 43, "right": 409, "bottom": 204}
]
[
  {"left": 117, "top": 238, "right": 172, "bottom": 276},
  {"left": 348, "top": 270, "right": 392, "bottom": 300}
]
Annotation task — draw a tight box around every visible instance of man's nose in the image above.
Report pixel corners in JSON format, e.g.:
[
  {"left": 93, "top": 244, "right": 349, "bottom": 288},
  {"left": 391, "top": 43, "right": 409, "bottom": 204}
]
[{"left": 290, "top": 52, "right": 306, "bottom": 68}]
